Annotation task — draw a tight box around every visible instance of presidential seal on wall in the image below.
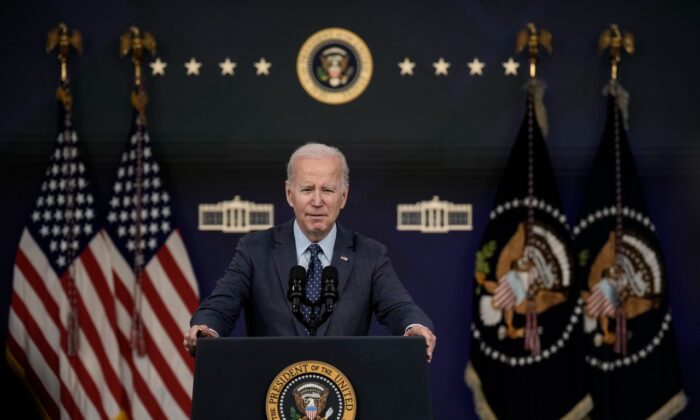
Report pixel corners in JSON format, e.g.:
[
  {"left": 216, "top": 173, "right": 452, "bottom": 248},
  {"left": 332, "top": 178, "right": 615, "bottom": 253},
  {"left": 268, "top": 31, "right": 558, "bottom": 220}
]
[
  {"left": 296, "top": 28, "right": 373, "bottom": 105},
  {"left": 266, "top": 360, "right": 356, "bottom": 420}
]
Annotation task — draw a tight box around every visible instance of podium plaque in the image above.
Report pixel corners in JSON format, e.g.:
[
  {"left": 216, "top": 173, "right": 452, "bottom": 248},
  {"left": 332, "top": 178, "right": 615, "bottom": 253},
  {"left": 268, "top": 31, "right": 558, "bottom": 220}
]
[{"left": 192, "top": 336, "right": 432, "bottom": 419}]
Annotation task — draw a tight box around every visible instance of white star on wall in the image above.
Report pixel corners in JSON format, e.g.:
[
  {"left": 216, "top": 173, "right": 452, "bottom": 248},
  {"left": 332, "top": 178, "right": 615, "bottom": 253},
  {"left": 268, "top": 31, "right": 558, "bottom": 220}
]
[
  {"left": 502, "top": 57, "right": 520, "bottom": 76},
  {"left": 398, "top": 57, "right": 416, "bottom": 76},
  {"left": 467, "top": 58, "right": 485, "bottom": 76},
  {"left": 254, "top": 58, "right": 271, "bottom": 76},
  {"left": 184, "top": 58, "right": 202, "bottom": 76},
  {"left": 219, "top": 58, "right": 237, "bottom": 76},
  {"left": 149, "top": 58, "right": 167, "bottom": 76},
  {"left": 432, "top": 57, "right": 450, "bottom": 76}
]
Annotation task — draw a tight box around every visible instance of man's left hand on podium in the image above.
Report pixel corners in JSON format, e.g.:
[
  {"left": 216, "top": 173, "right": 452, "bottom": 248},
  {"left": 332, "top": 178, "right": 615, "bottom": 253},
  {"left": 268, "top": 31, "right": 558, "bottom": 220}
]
[{"left": 404, "top": 324, "right": 437, "bottom": 363}]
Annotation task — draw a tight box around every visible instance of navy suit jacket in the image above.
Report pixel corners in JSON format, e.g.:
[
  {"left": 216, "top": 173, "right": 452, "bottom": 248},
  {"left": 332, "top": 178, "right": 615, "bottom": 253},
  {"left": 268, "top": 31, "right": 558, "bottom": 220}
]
[{"left": 191, "top": 219, "right": 434, "bottom": 337}]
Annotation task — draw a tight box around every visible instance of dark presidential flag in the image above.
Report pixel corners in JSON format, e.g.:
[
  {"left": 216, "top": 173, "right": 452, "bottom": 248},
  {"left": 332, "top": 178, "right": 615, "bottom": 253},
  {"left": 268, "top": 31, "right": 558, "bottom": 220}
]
[
  {"left": 102, "top": 99, "right": 200, "bottom": 419},
  {"left": 466, "top": 81, "right": 591, "bottom": 419},
  {"left": 573, "top": 83, "right": 686, "bottom": 419},
  {"left": 6, "top": 90, "right": 124, "bottom": 418}
]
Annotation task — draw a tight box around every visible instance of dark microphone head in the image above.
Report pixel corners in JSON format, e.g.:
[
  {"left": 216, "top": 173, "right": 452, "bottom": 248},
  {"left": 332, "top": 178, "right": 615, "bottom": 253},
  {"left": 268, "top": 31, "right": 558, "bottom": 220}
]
[
  {"left": 288, "top": 265, "right": 306, "bottom": 314},
  {"left": 322, "top": 266, "right": 338, "bottom": 283},
  {"left": 289, "top": 265, "right": 306, "bottom": 285},
  {"left": 321, "top": 266, "right": 339, "bottom": 313}
]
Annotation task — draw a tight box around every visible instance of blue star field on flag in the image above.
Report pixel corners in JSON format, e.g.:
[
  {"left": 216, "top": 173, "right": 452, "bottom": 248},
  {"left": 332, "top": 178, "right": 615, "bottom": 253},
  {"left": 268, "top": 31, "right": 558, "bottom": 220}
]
[
  {"left": 105, "top": 116, "right": 173, "bottom": 268},
  {"left": 30, "top": 105, "right": 97, "bottom": 273}
]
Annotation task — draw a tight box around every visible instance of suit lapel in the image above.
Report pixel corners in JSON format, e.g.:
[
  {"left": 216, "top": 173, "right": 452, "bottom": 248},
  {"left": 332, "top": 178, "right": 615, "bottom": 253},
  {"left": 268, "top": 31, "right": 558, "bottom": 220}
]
[
  {"left": 318, "top": 224, "right": 355, "bottom": 336},
  {"left": 332, "top": 224, "right": 356, "bottom": 297},
  {"left": 272, "top": 220, "right": 307, "bottom": 336}
]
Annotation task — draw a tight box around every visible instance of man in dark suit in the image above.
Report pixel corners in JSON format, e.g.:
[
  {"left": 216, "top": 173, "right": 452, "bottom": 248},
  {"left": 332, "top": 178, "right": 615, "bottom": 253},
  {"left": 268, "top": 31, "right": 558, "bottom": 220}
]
[{"left": 184, "top": 143, "right": 436, "bottom": 361}]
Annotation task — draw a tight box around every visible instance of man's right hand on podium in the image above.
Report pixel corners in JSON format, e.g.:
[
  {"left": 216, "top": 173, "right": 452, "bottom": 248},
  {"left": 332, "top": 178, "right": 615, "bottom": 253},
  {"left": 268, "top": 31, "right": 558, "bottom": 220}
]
[{"left": 183, "top": 324, "right": 219, "bottom": 356}]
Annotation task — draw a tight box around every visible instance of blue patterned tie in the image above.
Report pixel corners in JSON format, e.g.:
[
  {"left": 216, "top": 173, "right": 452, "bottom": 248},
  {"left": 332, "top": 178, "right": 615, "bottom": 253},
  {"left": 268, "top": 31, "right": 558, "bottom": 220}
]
[{"left": 302, "top": 244, "right": 323, "bottom": 325}]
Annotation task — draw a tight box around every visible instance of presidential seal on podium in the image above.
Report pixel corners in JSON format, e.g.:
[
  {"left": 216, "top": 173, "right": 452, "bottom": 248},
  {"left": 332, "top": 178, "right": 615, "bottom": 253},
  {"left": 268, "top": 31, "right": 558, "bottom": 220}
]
[{"left": 266, "top": 360, "right": 356, "bottom": 420}]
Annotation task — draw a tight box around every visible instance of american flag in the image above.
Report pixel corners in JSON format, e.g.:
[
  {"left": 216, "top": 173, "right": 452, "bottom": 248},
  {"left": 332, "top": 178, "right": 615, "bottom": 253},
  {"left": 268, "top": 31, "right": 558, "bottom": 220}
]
[
  {"left": 7, "top": 100, "right": 125, "bottom": 418},
  {"left": 104, "top": 109, "right": 200, "bottom": 419}
]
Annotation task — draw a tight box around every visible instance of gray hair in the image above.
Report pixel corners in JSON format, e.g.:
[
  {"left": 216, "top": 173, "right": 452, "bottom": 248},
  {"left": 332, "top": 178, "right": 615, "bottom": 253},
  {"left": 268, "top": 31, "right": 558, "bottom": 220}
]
[{"left": 286, "top": 143, "right": 349, "bottom": 189}]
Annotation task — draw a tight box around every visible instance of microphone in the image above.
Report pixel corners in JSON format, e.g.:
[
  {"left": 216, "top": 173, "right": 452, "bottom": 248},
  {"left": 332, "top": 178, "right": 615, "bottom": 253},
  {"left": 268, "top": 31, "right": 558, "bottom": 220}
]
[
  {"left": 287, "top": 265, "right": 306, "bottom": 313},
  {"left": 321, "top": 266, "right": 339, "bottom": 312}
]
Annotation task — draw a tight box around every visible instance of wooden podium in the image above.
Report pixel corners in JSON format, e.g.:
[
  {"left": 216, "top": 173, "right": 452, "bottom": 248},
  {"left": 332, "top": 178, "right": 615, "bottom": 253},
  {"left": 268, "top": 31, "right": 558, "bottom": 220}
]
[{"left": 192, "top": 336, "right": 432, "bottom": 419}]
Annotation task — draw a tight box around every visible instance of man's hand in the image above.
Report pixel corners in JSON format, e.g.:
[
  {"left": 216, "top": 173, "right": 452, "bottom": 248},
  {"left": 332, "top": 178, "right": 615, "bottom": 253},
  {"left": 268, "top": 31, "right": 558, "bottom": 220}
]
[
  {"left": 183, "top": 324, "right": 218, "bottom": 356},
  {"left": 404, "top": 325, "right": 437, "bottom": 363}
]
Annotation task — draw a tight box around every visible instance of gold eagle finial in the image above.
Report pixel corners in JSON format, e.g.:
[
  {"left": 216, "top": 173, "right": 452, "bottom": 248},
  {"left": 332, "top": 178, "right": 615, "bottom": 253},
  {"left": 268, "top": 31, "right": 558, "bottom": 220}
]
[
  {"left": 46, "top": 23, "right": 83, "bottom": 111},
  {"left": 119, "top": 26, "right": 156, "bottom": 87},
  {"left": 120, "top": 26, "right": 157, "bottom": 122},
  {"left": 516, "top": 22, "right": 552, "bottom": 78},
  {"left": 599, "top": 24, "right": 634, "bottom": 81},
  {"left": 119, "top": 26, "right": 157, "bottom": 60}
]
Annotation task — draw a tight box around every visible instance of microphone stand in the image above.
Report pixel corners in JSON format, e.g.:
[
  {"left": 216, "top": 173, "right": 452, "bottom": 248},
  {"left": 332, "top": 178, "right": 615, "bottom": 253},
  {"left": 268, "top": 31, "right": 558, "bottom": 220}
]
[{"left": 288, "top": 268, "right": 339, "bottom": 336}]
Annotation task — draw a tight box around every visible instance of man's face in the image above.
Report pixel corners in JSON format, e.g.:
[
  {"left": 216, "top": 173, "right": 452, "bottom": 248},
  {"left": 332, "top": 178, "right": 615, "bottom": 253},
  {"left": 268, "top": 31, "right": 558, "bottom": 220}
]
[{"left": 286, "top": 156, "right": 348, "bottom": 242}]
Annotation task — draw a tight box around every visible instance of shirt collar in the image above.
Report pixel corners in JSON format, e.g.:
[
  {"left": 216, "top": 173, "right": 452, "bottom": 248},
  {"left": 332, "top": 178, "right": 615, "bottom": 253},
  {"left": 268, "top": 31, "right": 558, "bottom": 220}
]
[{"left": 293, "top": 219, "right": 336, "bottom": 262}]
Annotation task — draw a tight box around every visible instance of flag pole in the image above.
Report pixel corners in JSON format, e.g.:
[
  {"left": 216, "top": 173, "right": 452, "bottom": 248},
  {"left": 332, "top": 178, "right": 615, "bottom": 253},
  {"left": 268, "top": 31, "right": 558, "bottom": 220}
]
[
  {"left": 46, "top": 23, "right": 83, "bottom": 104},
  {"left": 120, "top": 26, "right": 156, "bottom": 356},
  {"left": 516, "top": 22, "right": 552, "bottom": 80},
  {"left": 599, "top": 24, "right": 635, "bottom": 82},
  {"left": 515, "top": 22, "right": 553, "bottom": 356},
  {"left": 514, "top": 22, "right": 552, "bottom": 254},
  {"left": 599, "top": 24, "right": 635, "bottom": 355},
  {"left": 120, "top": 26, "right": 156, "bottom": 124},
  {"left": 46, "top": 22, "right": 83, "bottom": 356}
]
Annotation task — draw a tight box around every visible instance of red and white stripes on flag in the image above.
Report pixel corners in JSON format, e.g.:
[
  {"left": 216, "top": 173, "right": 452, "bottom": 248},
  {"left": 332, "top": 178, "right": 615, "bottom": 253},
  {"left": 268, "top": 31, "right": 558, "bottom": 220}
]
[
  {"left": 106, "top": 231, "right": 199, "bottom": 419},
  {"left": 9, "top": 230, "right": 125, "bottom": 419},
  {"left": 9, "top": 231, "right": 200, "bottom": 419}
]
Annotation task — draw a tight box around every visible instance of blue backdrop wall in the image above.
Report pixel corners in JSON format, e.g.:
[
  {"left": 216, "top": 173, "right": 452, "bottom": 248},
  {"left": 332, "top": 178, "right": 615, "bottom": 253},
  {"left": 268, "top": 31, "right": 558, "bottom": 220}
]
[{"left": 1, "top": 1, "right": 698, "bottom": 418}]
